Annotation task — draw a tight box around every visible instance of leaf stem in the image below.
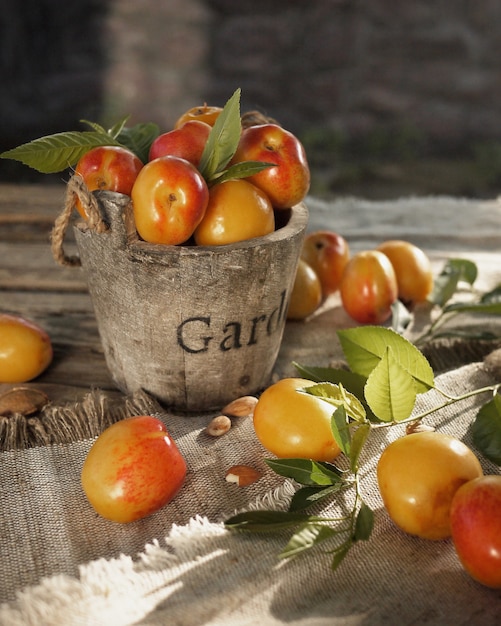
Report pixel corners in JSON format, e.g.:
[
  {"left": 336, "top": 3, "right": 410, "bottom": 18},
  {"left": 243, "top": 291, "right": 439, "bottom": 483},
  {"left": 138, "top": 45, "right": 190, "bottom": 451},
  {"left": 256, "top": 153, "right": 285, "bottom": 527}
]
[{"left": 413, "top": 308, "right": 456, "bottom": 347}]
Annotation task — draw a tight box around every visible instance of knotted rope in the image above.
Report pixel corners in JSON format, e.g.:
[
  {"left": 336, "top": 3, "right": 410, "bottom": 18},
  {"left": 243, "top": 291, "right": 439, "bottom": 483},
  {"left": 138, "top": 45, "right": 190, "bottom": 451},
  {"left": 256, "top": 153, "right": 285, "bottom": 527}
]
[{"left": 50, "top": 175, "right": 109, "bottom": 267}]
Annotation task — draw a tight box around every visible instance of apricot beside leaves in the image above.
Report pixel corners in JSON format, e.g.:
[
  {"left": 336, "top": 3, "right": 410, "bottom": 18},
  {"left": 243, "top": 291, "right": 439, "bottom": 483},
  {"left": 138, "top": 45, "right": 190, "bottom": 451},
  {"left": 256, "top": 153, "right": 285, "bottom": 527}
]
[
  {"left": 0, "top": 118, "right": 159, "bottom": 173},
  {"left": 0, "top": 130, "right": 123, "bottom": 174},
  {"left": 226, "top": 318, "right": 501, "bottom": 572},
  {"left": 0, "top": 87, "right": 273, "bottom": 186},
  {"left": 196, "top": 88, "right": 274, "bottom": 186}
]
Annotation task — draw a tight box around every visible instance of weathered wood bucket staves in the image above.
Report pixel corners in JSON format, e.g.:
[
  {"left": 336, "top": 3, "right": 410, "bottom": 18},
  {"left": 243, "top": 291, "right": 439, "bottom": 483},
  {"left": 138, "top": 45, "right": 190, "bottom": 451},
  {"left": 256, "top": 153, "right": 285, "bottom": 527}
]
[{"left": 57, "top": 180, "right": 308, "bottom": 411}]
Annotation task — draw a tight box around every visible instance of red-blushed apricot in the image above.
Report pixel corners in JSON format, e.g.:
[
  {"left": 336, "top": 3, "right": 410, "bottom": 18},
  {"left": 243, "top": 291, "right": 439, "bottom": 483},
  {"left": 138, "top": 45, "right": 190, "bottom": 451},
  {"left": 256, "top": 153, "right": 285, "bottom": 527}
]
[
  {"left": 301, "top": 230, "right": 350, "bottom": 298},
  {"left": 340, "top": 250, "right": 398, "bottom": 324},
  {"left": 81, "top": 415, "right": 187, "bottom": 523},
  {"left": 131, "top": 155, "right": 209, "bottom": 245},
  {"left": 74, "top": 146, "right": 143, "bottom": 220},
  {"left": 148, "top": 120, "right": 211, "bottom": 167},
  {"left": 174, "top": 104, "right": 223, "bottom": 129},
  {"left": 230, "top": 124, "right": 310, "bottom": 209},
  {"left": 450, "top": 475, "right": 501, "bottom": 588}
]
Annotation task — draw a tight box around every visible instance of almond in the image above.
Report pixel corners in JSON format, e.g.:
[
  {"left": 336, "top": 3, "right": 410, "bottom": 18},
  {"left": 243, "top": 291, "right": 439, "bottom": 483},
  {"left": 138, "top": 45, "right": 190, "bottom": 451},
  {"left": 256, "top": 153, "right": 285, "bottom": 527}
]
[
  {"left": 205, "top": 414, "right": 231, "bottom": 437},
  {"left": 225, "top": 464, "right": 262, "bottom": 487},
  {"left": 221, "top": 395, "right": 258, "bottom": 418},
  {"left": 0, "top": 387, "right": 49, "bottom": 417}
]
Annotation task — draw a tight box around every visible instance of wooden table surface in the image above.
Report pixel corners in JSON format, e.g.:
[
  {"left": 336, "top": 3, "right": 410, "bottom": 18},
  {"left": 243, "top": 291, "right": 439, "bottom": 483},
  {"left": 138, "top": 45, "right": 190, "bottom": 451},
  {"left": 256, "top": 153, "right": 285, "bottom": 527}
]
[
  {"left": 2, "top": 184, "right": 501, "bottom": 408},
  {"left": 1, "top": 184, "right": 116, "bottom": 403}
]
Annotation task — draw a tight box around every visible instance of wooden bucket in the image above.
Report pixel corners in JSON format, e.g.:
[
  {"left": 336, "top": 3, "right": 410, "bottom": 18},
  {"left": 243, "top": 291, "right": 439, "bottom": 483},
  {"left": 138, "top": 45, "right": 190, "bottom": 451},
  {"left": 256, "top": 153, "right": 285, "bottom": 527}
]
[{"left": 70, "top": 188, "right": 308, "bottom": 412}]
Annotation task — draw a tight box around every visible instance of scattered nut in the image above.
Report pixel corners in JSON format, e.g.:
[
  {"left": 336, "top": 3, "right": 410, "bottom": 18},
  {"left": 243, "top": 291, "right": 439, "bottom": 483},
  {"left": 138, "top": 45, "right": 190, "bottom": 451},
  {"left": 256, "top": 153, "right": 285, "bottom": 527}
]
[
  {"left": 205, "top": 414, "right": 232, "bottom": 437},
  {"left": 221, "top": 395, "right": 258, "bottom": 418},
  {"left": 225, "top": 464, "right": 262, "bottom": 487},
  {"left": 406, "top": 421, "right": 435, "bottom": 435},
  {"left": 0, "top": 387, "right": 49, "bottom": 417}
]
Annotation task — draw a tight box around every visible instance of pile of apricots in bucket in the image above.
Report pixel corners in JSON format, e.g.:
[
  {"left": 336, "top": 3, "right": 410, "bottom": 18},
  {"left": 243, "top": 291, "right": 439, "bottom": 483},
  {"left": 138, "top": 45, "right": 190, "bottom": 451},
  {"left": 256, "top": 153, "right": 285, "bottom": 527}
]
[{"left": 73, "top": 92, "right": 311, "bottom": 248}]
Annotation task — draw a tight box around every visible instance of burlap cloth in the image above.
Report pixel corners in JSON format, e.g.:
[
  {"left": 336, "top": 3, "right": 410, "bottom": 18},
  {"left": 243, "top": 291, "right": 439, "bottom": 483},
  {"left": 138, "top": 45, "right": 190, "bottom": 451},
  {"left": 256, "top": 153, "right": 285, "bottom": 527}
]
[
  {"left": 1, "top": 364, "right": 500, "bottom": 625},
  {"left": 1, "top": 196, "right": 501, "bottom": 624}
]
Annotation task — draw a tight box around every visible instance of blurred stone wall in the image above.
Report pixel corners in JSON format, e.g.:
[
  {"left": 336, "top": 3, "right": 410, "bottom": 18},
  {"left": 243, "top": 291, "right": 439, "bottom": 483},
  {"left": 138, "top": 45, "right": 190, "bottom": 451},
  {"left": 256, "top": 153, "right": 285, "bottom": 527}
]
[
  {"left": 204, "top": 0, "right": 501, "bottom": 153},
  {"left": 2, "top": 0, "right": 501, "bottom": 181}
]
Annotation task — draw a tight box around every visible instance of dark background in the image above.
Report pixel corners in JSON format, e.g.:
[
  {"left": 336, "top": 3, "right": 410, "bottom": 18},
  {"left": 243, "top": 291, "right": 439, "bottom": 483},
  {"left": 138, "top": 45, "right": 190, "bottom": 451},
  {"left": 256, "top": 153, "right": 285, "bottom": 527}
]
[{"left": 3, "top": 0, "right": 501, "bottom": 198}]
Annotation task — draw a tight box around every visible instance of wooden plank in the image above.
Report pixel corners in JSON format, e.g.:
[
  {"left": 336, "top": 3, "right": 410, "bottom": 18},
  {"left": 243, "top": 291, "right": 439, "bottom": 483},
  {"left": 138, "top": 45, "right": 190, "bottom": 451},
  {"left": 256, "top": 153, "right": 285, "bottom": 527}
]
[
  {"left": 0, "top": 184, "right": 65, "bottom": 215},
  {"left": 0, "top": 297, "right": 114, "bottom": 392},
  {"left": 0, "top": 183, "right": 76, "bottom": 243},
  {"left": 0, "top": 242, "right": 86, "bottom": 291}
]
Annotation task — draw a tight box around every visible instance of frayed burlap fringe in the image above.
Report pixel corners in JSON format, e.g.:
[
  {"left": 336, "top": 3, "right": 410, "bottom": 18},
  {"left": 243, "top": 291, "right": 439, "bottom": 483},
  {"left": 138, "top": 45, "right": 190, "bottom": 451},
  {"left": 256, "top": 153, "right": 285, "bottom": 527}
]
[{"left": 0, "top": 388, "right": 162, "bottom": 452}]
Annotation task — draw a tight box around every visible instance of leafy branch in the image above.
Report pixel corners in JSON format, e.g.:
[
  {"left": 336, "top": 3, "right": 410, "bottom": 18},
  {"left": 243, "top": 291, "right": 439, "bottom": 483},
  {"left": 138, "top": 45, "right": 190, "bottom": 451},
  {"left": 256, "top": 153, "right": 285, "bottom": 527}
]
[
  {"left": 402, "top": 258, "right": 501, "bottom": 346},
  {"left": 196, "top": 88, "right": 274, "bottom": 186},
  {"left": 0, "top": 117, "right": 159, "bottom": 172},
  {"left": 225, "top": 321, "right": 501, "bottom": 570},
  {"left": 0, "top": 87, "right": 274, "bottom": 185},
  {"left": 226, "top": 418, "right": 374, "bottom": 570}
]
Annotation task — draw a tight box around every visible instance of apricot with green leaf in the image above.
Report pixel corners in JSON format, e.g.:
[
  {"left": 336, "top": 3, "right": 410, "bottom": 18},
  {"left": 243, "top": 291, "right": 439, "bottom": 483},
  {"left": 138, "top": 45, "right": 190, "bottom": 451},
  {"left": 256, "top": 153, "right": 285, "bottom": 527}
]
[{"left": 74, "top": 145, "right": 143, "bottom": 220}]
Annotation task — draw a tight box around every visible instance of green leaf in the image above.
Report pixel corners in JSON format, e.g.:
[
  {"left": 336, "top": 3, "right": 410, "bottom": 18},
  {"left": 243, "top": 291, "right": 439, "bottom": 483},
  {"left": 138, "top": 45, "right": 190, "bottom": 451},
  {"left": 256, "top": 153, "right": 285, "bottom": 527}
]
[
  {"left": 428, "top": 271, "right": 459, "bottom": 308},
  {"left": 425, "top": 328, "right": 499, "bottom": 342},
  {"left": 330, "top": 404, "right": 351, "bottom": 456},
  {"left": 353, "top": 502, "right": 374, "bottom": 541},
  {"left": 107, "top": 116, "right": 130, "bottom": 139},
  {"left": 199, "top": 88, "right": 242, "bottom": 181},
  {"left": 481, "top": 284, "right": 501, "bottom": 304},
  {"left": 349, "top": 423, "right": 371, "bottom": 473},
  {"left": 338, "top": 326, "right": 434, "bottom": 394},
  {"left": 80, "top": 115, "right": 129, "bottom": 140},
  {"left": 391, "top": 299, "right": 413, "bottom": 334},
  {"left": 330, "top": 543, "right": 351, "bottom": 571},
  {"left": 0, "top": 131, "right": 120, "bottom": 173},
  {"left": 450, "top": 258, "right": 478, "bottom": 285},
  {"left": 117, "top": 122, "right": 159, "bottom": 163},
  {"left": 428, "top": 258, "right": 478, "bottom": 307},
  {"left": 280, "top": 523, "right": 339, "bottom": 559},
  {"left": 80, "top": 119, "right": 109, "bottom": 134},
  {"left": 303, "top": 381, "right": 366, "bottom": 422},
  {"left": 293, "top": 363, "right": 378, "bottom": 421},
  {"left": 209, "top": 160, "right": 275, "bottom": 186},
  {"left": 265, "top": 458, "right": 343, "bottom": 486},
  {"left": 289, "top": 483, "right": 347, "bottom": 512},
  {"left": 471, "top": 394, "right": 501, "bottom": 465},
  {"left": 294, "top": 363, "right": 362, "bottom": 389},
  {"left": 364, "top": 346, "right": 417, "bottom": 422},
  {"left": 442, "top": 301, "right": 501, "bottom": 316},
  {"left": 224, "top": 510, "right": 315, "bottom": 532}
]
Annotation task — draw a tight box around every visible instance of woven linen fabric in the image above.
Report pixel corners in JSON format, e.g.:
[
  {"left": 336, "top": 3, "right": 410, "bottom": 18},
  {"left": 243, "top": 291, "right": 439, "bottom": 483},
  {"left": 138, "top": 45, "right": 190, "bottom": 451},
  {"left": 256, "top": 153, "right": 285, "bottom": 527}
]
[{"left": 1, "top": 362, "right": 500, "bottom": 626}]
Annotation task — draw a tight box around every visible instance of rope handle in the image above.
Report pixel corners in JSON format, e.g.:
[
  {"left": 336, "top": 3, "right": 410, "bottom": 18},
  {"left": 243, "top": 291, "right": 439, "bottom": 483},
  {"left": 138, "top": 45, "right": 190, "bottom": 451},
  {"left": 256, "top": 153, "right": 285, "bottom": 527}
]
[{"left": 50, "top": 175, "right": 109, "bottom": 267}]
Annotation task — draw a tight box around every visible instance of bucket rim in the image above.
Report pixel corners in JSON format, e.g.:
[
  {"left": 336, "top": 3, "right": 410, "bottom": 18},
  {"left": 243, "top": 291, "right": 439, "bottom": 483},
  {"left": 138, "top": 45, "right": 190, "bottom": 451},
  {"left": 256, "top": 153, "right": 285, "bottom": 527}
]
[{"left": 127, "top": 200, "right": 309, "bottom": 257}]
